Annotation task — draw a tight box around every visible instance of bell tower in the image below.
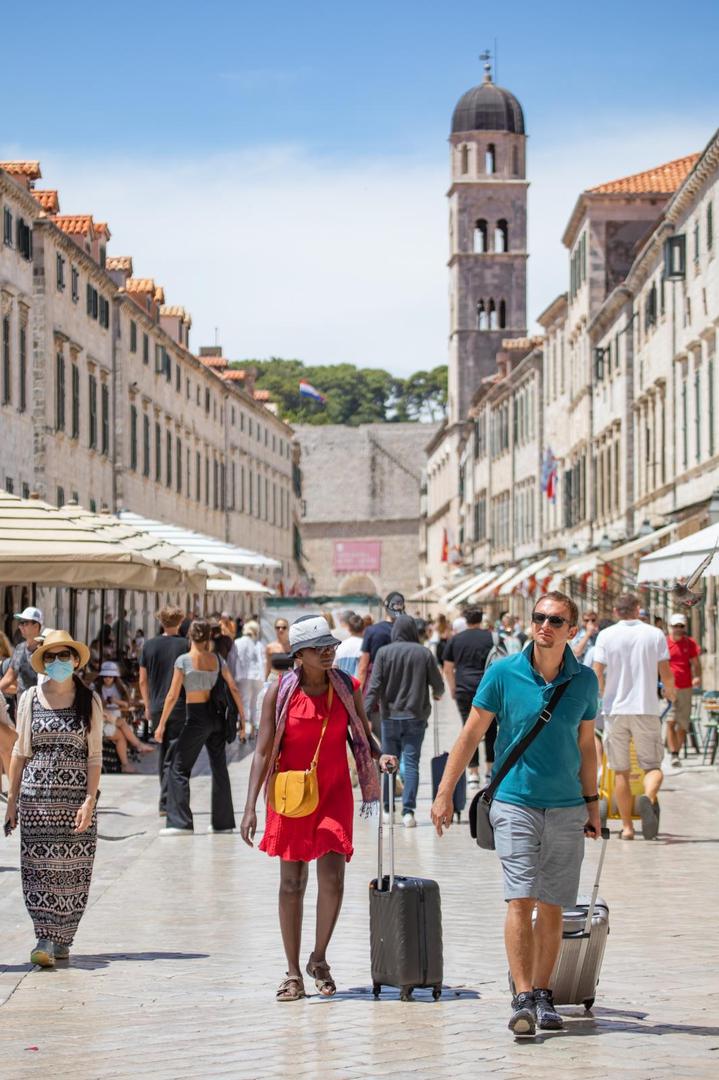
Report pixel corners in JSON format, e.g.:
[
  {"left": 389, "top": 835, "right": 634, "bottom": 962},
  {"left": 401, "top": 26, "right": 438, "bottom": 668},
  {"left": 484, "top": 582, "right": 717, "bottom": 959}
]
[{"left": 447, "top": 58, "right": 528, "bottom": 422}]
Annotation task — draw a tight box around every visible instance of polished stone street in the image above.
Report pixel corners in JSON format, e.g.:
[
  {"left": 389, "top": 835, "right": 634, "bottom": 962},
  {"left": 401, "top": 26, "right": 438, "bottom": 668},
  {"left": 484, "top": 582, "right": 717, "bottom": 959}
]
[{"left": 1, "top": 700, "right": 718, "bottom": 1080}]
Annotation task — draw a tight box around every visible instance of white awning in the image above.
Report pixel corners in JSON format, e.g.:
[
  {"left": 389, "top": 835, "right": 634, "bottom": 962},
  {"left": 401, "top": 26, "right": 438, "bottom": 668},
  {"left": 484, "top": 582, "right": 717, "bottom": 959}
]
[
  {"left": 638, "top": 522, "right": 719, "bottom": 582},
  {"left": 498, "top": 555, "right": 554, "bottom": 596},
  {"left": 408, "top": 582, "right": 445, "bottom": 602},
  {"left": 475, "top": 565, "right": 518, "bottom": 601},
  {"left": 205, "top": 572, "right": 274, "bottom": 595},
  {"left": 117, "top": 511, "right": 282, "bottom": 570},
  {"left": 600, "top": 523, "right": 677, "bottom": 563},
  {"left": 560, "top": 552, "right": 599, "bottom": 580},
  {"left": 439, "top": 572, "right": 480, "bottom": 606},
  {"left": 442, "top": 570, "right": 497, "bottom": 608}
]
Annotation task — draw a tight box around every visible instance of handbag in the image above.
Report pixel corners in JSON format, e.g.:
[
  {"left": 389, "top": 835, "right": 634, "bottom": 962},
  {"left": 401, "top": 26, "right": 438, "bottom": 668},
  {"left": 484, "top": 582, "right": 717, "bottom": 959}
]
[
  {"left": 469, "top": 680, "right": 570, "bottom": 849},
  {"left": 269, "top": 685, "right": 333, "bottom": 818},
  {"left": 210, "top": 675, "right": 239, "bottom": 744}
]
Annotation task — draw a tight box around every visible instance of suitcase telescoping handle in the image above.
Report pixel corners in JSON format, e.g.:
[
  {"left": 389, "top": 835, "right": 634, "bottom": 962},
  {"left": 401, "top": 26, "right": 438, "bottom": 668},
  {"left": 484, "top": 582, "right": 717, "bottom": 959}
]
[
  {"left": 583, "top": 827, "right": 610, "bottom": 935},
  {"left": 377, "top": 770, "right": 397, "bottom": 892}
]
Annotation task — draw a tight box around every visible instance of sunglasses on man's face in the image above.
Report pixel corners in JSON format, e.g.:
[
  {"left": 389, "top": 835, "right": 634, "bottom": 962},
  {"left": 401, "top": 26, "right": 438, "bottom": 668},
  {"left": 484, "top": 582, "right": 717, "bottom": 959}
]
[
  {"left": 44, "top": 649, "right": 74, "bottom": 662},
  {"left": 275, "top": 624, "right": 288, "bottom": 631},
  {"left": 531, "top": 612, "right": 570, "bottom": 629}
]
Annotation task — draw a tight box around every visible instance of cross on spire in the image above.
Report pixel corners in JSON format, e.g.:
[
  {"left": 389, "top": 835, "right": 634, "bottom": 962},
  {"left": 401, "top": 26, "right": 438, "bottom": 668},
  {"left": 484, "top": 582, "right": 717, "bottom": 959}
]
[{"left": 479, "top": 49, "right": 493, "bottom": 83}]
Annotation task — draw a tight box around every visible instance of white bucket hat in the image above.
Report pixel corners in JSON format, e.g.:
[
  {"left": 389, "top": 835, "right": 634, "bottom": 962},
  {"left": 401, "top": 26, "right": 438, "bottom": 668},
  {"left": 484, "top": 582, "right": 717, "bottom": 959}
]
[
  {"left": 99, "top": 661, "right": 122, "bottom": 677},
  {"left": 289, "top": 615, "right": 341, "bottom": 656}
]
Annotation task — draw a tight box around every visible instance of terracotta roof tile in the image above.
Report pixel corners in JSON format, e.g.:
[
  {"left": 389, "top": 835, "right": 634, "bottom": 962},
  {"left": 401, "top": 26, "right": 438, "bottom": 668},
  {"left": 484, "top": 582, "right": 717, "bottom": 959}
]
[
  {"left": 33, "top": 189, "right": 60, "bottom": 212},
  {"left": 160, "top": 304, "right": 190, "bottom": 321},
  {"left": 588, "top": 153, "right": 700, "bottom": 196},
  {"left": 106, "top": 255, "right": 133, "bottom": 272},
  {"left": 200, "top": 356, "right": 229, "bottom": 369},
  {"left": 52, "top": 214, "right": 95, "bottom": 236},
  {"left": 253, "top": 389, "right": 271, "bottom": 401},
  {"left": 221, "top": 369, "right": 246, "bottom": 380},
  {"left": 0, "top": 161, "right": 42, "bottom": 180},
  {"left": 153, "top": 286, "right": 165, "bottom": 304},
  {"left": 125, "top": 278, "right": 156, "bottom": 293},
  {"left": 95, "top": 221, "right": 111, "bottom": 239}
]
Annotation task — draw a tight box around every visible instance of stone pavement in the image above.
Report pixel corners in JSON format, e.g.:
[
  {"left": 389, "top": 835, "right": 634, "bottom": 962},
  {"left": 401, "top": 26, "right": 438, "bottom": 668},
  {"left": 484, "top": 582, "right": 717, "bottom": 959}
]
[{"left": 1, "top": 699, "right": 718, "bottom": 1080}]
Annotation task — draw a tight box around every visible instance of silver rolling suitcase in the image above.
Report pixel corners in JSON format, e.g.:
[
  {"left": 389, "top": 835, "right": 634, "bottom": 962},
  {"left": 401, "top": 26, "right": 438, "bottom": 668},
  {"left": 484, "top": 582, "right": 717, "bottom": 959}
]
[{"left": 550, "top": 827, "right": 610, "bottom": 1011}]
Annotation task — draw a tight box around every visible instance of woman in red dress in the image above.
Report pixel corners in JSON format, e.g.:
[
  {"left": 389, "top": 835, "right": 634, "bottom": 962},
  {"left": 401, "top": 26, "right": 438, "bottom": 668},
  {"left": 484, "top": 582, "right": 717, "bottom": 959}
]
[{"left": 240, "top": 615, "right": 396, "bottom": 1001}]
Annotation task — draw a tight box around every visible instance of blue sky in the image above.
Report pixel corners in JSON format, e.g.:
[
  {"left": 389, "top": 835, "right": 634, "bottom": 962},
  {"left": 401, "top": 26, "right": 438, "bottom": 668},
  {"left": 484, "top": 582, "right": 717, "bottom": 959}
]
[{"left": 2, "top": 0, "right": 719, "bottom": 373}]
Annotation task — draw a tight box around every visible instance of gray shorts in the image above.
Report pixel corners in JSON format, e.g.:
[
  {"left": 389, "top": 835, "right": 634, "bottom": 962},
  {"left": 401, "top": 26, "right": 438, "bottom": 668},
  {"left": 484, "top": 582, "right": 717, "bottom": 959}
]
[{"left": 489, "top": 800, "right": 587, "bottom": 908}]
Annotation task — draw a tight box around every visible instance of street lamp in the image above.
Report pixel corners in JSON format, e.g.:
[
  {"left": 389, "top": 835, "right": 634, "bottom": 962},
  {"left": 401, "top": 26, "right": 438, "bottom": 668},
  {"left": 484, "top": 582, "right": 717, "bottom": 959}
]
[
  {"left": 638, "top": 519, "right": 653, "bottom": 538},
  {"left": 598, "top": 533, "right": 612, "bottom": 552}
]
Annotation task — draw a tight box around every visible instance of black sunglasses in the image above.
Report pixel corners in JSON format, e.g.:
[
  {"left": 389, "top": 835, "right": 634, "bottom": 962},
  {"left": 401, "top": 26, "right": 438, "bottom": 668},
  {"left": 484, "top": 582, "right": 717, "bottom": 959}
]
[
  {"left": 44, "top": 649, "right": 74, "bottom": 661},
  {"left": 531, "top": 612, "right": 570, "bottom": 629}
]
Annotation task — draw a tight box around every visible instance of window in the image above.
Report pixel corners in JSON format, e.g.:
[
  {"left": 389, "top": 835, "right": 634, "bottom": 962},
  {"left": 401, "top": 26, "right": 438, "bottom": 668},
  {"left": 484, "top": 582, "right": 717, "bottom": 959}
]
[
  {"left": 166, "top": 430, "right": 172, "bottom": 489},
  {"left": 86, "top": 284, "right": 99, "bottom": 320},
  {"left": 644, "top": 283, "right": 657, "bottom": 331},
  {"left": 130, "top": 321, "right": 137, "bottom": 353},
  {"left": 99, "top": 296, "right": 110, "bottom": 329},
  {"left": 175, "top": 363, "right": 181, "bottom": 392},
  {"left": 71, "top": 266, "right": 79, "bottom": 303},
  {"left": 476, "top": 300, "right": 487, "bottom": 330},
  {"left": 240, "top": 464, "right": 245, "bottom": 512},
  {"left": 695, "top": 368, "right": 701, "bottom": 463},
  {"left": 473, "top": 219, "right": 488, "bottom": 253},
  {"left": 681, "top": 374, "right": 688, "bottom": 469},
  {"left": 57, "top": 486, "right": 65, "bottom": 507},
  {"left": 16, "top": 218, "right": 32, "bottom": 260},
  {"left": 249, "top": 470, "right": 254, "bottom": 515},
  {"left": 708, "top": 202, "right": 714, "bottom": 251},
  {"left": 499, "top": 299, "right": 506, "bottom": 329},
  {"left": 100, "top": 383, "right": 109, "bottom": 455},
  {"left": 4, "top": 476, "right": 13, "bottom": 493},
  {"left": 205, "top": 456, "right": 209, "bottom": 506},
  {"left": 205, "top": 388, "right": 210, "bottom": 414},
  {"left": 461, "top": 144, "right": 469, "bottom": 174},
  {"left": 186, "top": 377, "right": 190, "bottom": 399},
  {"left": 89, "top": 498, "right": 96, "bottom": 513},
  {"left": 195, "top": 450, "right": 201, "bottom": 501},
  {"left": 56, "top": 254, "right": 66, "bottom": 291},
  {"left": 155, "top": 422, "right": 162, "bottom": 482},
  {"left": 1, "top": 316, "right": 9, "bottom": 404},
  {"left": 130, "top": 405, "right": 138, "bottom": 471},
  {"left": 71, "top": 364, "right": 80, "bottom": 437},
  {"left": 664, "top": 235, "right": 686, "bottom": 280},
  {"left": 143, "top": 414, "right": 150, "bottom": 476},
  {"left": 88, "top": 374, "right": 98, "bottom": 448},
  {"left": 485, "top": 143, "right": 495, "bottom": 174},
  {"left": 55, "top": 351, "right": 65, "bottom": 430},
  {"left": 3, "top": 207, "right": 12, "bottom": 246},
  {"left": 176, "top": 437, "right": 182, "bottom": 493},
  {"left": 19, "top": 323, "right": 27, "bottom": 412},
  {"left": 143, "top": 333, "right": 149, "bottom": 366},
  {"left": 21, "top": 482, "right": 30, "bottom": 499},
  {"left": 709, "top": 359, "right": 716, "bottom": 458},
  {"left": 488, "top": 298, "right": 497, "bottom": 330},
  {"left": 213, "top": 459, "right": 218, "bottom": 509},
  {"left": 495, "top": 219, "right": 508, "bottom": 253},
  {"left": 512, "top": 145, "right": 519, "bottom": 176},
  {"left": 694, "top": 220, "right": 700, "bottom": 265}
]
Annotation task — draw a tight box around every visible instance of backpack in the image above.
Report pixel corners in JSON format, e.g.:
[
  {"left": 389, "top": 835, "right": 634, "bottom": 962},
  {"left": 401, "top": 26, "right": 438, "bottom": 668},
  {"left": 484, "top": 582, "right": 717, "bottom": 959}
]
[{"left": 483, "top": 631, "right": 508, "bottom": 672}]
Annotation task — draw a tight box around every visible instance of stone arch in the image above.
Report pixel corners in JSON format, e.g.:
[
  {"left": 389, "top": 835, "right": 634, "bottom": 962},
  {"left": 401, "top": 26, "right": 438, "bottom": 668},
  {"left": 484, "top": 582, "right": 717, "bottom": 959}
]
[
  {"left": 338, "top": 573, "right": 378, "bottom": 596},
  {"left": 474, "top": 219, "right": 488, "bottom": 253},
  {"left": 485, "top": 143, "right": 496, "bottom": 174},
  {"left": 495, "top": 219, "right": 509, "bottom": 252}
]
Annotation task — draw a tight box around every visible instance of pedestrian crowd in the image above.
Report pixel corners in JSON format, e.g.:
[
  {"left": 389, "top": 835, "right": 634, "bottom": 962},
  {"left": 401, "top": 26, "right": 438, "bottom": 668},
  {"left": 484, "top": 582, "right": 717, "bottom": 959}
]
[{"left": 0, "top": 586, "right": 705, "bottom": 1040}]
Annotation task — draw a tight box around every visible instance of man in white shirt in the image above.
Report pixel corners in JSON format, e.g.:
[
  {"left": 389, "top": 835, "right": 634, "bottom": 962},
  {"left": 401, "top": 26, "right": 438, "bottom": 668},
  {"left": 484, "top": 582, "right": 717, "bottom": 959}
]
[
  {"left": 333, "top": 613, "right": 365, "bottom": 677},
  {"left": 593, "top": 593, "right": 675, "bottom": 840}
]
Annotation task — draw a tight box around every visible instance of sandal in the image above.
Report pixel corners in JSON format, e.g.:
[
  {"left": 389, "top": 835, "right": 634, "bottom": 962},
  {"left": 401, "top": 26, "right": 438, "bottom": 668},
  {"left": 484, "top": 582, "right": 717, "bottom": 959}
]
[
  {"left": 618, "top": 830, "right": 635, "bottom": 840},
  {"left": 276, "top": 974, "right": 306, "bottom": 1002},
  {"left": 306, "top": 956, "right": 337, "bottom": 997}
]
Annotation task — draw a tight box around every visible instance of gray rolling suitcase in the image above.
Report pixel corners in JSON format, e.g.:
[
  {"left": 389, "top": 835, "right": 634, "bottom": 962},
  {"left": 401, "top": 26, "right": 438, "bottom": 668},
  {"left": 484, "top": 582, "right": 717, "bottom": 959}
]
[
  {"left": 369, "top": 774, "right": 443, "bottom": 1002},
  {"left": 550, "top": 828, "right": 610, "bottom": 1011}
]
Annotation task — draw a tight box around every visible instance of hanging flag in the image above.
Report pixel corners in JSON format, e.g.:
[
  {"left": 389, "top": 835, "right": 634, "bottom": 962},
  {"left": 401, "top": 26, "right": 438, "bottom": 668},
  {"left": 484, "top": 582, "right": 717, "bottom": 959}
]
[
  {"left": 440, "top": 528, "right": 449, "bottom": 563},
  {"left": 540, "top": 447, "right": 558, "bottom": 504},
  {"left": 299, "top": 380, "right": 327, "bottom": 404}
]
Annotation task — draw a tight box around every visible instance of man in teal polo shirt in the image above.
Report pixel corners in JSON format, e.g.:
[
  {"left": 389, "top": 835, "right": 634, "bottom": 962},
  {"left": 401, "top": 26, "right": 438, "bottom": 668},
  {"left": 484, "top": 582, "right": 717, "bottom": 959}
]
[{"left": 431, "top": 591, "right": 600, "bottom": 1038}]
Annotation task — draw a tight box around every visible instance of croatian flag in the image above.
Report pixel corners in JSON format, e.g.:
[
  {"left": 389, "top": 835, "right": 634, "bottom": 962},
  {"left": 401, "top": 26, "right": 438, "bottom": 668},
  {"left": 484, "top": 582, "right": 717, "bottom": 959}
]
[{"left": 299, "top": 380, "right": 326, "bottom": 404}]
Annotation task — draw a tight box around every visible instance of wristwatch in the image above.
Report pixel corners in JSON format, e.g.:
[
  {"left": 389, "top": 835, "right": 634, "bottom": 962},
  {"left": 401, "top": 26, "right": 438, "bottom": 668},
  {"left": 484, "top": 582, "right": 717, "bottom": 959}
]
[{"left": 583, "top": 793, "right": 599, "bottom": 803}]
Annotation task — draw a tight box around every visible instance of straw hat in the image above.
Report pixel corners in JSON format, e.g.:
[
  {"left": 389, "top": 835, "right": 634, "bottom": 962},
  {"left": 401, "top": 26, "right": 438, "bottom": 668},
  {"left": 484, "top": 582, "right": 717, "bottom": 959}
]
[{"left": 31, "top": 629, "right": 90, "bottom": 674}]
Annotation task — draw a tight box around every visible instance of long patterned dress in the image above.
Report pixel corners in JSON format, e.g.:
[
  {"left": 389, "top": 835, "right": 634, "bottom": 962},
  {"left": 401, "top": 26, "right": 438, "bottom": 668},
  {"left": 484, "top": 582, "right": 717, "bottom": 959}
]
[{"left": 19, "top": 695, "right": 97, "bottom": 946}]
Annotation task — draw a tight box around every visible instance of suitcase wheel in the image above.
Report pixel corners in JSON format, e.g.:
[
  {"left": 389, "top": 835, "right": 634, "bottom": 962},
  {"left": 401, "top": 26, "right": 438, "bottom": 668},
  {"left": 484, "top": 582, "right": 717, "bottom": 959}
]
[
  {"left": 583, "top": 997, "right": 595, "bottom": 1012},
  {"left": 400, "top": 986, "right": 414, "bottom": 1002},
  {"left": 372, "top": 983, "right": 381, "bottom": 999},
  {"left": 432, "top": 986, "right": 442, "bottom": 1001}
]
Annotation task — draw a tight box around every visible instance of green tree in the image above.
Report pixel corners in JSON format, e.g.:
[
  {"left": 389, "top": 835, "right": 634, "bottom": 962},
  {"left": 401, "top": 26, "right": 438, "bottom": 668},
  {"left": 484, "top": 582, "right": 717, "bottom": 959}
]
[{"left": 235, "top": 358, "right": 447, "bottom": 426}]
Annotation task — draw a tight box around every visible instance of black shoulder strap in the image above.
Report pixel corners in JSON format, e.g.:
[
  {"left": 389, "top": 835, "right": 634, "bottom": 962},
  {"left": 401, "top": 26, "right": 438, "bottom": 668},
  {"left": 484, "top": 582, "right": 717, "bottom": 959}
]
[{"left": 484, "top": 679, "right": 571, "bottom": 800}]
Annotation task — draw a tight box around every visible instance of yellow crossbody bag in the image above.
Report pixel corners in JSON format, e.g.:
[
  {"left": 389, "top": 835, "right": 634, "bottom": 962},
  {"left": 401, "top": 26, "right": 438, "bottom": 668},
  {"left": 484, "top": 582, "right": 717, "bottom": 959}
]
[{"left": 269, "top": 686, "right": 333, "bottom": 818}]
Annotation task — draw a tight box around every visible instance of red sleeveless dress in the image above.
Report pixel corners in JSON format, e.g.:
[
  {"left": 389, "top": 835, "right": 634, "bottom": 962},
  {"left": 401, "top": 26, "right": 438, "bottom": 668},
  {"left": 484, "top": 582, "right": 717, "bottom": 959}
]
[{"left": 259, "top": 678, "right": 358, "bottom": 863}]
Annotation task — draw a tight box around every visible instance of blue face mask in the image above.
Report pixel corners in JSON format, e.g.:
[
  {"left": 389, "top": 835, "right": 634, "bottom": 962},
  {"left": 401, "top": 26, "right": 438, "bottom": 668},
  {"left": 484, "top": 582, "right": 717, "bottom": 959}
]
[{"left": 45, "top": 658, "right": 75, "bottom": 683}]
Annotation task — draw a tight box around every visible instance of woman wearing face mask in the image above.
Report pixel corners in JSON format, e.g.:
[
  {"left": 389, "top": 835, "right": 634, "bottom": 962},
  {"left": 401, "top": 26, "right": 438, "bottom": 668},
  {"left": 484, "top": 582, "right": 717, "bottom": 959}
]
[{"left": 3, "top": 630, "right": 102, "bottom": 968}]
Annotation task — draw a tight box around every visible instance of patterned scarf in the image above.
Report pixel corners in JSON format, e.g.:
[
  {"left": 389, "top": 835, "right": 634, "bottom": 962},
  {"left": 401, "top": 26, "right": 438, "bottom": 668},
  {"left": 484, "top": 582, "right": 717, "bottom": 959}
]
[{"left": 265, "top": 667, "right": 380, "bottom": 816}]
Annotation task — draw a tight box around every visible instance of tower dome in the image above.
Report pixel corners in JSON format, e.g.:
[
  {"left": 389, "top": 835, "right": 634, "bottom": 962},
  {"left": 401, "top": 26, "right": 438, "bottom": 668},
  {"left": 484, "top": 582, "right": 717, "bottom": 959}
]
[{"left": 451, "top": 65, "right": 525, "bottom": 135}]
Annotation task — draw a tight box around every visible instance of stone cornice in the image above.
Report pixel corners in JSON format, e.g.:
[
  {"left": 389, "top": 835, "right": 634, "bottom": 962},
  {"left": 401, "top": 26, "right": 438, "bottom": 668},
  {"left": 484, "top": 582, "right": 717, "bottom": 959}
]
[{"left": 0, "top": 169, "right": 45, "bottom": 217}]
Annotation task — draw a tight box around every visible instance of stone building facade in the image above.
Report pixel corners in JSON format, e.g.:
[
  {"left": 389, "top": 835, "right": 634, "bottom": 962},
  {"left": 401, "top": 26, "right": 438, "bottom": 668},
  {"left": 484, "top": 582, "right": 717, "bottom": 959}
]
[
  {"left": 296, "top": 422, "right": 438, "bottom": 600},
  {"left": 0, "top": 160, "right": 300, "bottom": 584}
]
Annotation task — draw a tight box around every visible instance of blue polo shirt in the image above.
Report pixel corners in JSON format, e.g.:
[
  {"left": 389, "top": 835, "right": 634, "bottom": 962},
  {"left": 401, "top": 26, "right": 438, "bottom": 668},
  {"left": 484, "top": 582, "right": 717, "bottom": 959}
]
[{"left": 472, "top": 644, "right": 598, "bottom": 809}]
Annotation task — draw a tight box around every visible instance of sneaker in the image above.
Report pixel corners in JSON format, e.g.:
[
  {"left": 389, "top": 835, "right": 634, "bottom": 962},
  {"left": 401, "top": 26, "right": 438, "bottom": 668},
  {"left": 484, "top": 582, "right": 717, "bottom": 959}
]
[
  {"left": 508, "top": 991, "right": 536, "bottom": 1036},
  {"left": 158, "top": 826, "right": 194, "bottom": 836},
  {"left": 54, "top": 943, "right": 70, "bottom": 960},
  {"left": 467, "top": 774, "right": 481, "bottom": 788},
  {"left": 637, "top": 795, "right": 659, "bottom": 840},
  {"left": 207, "top": 826, "right": 235, "bottom": 834},
  {"left": 402, "top": 812, "right": 416, "bottom": 829},
  {"left": 382, "top": 810, "right": 391, "bottom": 824},
  {"left": 671, "top": 756, "right": 681, "bottom": 768},
  {"left": 30, "top": 939, "right": 55, "bottom": 968},
  {"left": 534, "top": 988, "right": 564, "bottom": 1030}
]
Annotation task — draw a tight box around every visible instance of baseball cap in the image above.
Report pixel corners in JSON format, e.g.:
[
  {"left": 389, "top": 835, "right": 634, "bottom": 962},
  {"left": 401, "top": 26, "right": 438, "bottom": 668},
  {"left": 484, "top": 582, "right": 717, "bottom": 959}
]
[
  {"left": 384, "top": 591, "right": 405, "bottom": 614},
  {"left": 14, "top": 606, "right": 43, "bottom": 624},
  {"left": 669, "top": 613, "right": 687, "bottom": 626}
]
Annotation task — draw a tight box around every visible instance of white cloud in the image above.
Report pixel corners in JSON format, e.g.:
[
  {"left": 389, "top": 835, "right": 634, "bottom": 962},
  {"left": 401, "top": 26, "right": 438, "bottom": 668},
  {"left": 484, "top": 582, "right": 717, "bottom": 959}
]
[{"left": 18, "top": 116, "right": 715, "bottom": 377}]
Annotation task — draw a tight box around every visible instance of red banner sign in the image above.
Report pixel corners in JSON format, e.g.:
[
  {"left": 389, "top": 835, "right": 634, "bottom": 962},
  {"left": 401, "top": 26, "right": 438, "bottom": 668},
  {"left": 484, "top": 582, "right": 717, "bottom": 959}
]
[{"left": 333, "top": 540, "right": 382, "bottom": 573}]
